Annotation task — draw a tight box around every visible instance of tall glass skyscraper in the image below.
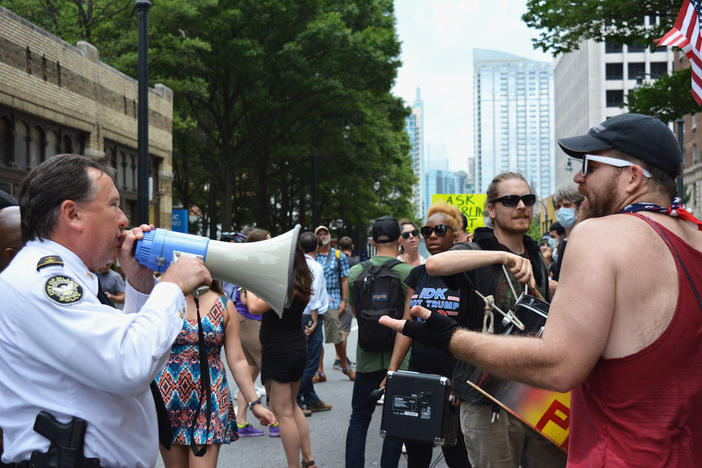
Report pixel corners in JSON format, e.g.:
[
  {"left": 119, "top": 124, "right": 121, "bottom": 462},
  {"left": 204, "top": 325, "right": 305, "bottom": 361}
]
[
  {"left": 405, "top": 87, "right": 424, "bottom": 217},
  {"left": 473, "top": 49, "right": 554, "bottom": 198}
]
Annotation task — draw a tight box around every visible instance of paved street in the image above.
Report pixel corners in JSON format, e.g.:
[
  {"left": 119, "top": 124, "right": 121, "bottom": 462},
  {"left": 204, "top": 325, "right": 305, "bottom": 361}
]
[{"left": 157, "top": 321, "right": 448, "bottom": 467}]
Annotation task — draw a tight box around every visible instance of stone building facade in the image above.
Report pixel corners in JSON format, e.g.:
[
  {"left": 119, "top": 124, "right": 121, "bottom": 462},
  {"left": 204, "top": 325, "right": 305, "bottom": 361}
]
[{"left": 0, "top": 6, "right": 174, "bottom": 227}]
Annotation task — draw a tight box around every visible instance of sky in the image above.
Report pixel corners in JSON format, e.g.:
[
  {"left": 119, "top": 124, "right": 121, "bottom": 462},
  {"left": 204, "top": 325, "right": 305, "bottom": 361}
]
[{"left": 392, "top": 0, "right": 553, "bottom": 172}]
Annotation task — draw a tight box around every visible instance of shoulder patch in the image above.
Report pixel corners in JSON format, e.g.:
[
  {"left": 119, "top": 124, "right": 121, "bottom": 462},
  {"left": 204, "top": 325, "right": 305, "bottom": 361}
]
[
  {"left": 37, "top": 255, "right": 64, "bottom": 271},
  {"left": 45, "top": 275, "right": 83, "bottom": 305}
]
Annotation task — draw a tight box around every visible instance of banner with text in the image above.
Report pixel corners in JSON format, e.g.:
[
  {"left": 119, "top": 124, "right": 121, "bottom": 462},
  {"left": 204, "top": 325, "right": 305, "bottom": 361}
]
[{"left": 431, "top": 194, "right": 487, "bottom": 231}]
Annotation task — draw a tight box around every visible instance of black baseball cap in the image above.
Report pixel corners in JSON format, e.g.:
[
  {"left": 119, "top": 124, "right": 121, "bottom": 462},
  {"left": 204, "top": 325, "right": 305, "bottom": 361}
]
[
  {"left": 372, "top": 215, "right": 401, "bottom": 243},
  {"left": 557, "top": 113, "right": 681, "bottom": 179}
]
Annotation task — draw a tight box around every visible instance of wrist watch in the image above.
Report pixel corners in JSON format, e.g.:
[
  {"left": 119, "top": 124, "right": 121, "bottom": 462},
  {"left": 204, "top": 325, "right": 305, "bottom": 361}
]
[{"left": 248, "top": 398, "right": 262, "bottom": 411}]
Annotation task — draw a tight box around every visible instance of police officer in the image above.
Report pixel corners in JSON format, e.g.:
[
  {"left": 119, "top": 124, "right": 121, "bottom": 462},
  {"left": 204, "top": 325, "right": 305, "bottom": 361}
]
[{"left": 0, "top": 155, "right": 211, "bottom": 467}]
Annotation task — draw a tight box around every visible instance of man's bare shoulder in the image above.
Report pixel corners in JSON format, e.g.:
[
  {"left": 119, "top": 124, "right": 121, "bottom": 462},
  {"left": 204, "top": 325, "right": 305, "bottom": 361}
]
[{"left": 567, "top": 214, "right": 656, "bottom": 252}]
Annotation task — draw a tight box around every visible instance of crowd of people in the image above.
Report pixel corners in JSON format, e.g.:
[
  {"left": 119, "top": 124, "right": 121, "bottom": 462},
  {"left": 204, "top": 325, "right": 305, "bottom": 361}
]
[{"left": 0, "top": 112, "right": 700, "bottom": 468}]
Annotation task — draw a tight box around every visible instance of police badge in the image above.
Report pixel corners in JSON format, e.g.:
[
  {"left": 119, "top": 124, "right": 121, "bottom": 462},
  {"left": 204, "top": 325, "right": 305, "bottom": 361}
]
[{"left": 45, "top": 275, "right": 84, "bottom": 304}]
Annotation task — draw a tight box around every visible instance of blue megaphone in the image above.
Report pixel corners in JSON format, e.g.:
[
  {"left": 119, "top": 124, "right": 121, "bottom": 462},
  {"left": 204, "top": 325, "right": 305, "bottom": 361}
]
[{"left": 135, "top": 226, "right": 301, "bottom": 317}]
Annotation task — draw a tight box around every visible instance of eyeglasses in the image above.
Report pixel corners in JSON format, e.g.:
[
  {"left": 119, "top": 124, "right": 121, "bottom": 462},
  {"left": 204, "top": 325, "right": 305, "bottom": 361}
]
[
  {"left": 580, "top": 154, "right": 652, "bottom": 178},
  {"left": 420, "top": 224, "right": 454, "bottom": 238},
  {"left": 492, "top": 194, "right": 537, "bottom": 207},
  {"left": 401, "top": 229, "right": 419, "bottom": 239}
]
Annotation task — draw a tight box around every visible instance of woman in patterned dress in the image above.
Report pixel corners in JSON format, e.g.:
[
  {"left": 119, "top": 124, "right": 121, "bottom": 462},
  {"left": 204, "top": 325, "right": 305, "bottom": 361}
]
[
  {"left": 246, "top": 245, "right": 317, "bottom": 468},
  {"left": 156, "top": 281, "right": 275, "bottom": 467}
]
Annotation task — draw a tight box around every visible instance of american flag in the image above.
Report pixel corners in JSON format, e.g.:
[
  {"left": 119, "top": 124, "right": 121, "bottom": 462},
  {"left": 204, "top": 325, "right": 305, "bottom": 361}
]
[{"left": 657, "top": 0, "right": 702, "bottom": 104}]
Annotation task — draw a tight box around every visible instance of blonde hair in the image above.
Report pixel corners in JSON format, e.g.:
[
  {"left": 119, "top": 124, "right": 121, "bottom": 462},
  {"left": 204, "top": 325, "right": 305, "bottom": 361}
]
[{"left": 426, "top": 201, "right": 461, "bottom": 232}]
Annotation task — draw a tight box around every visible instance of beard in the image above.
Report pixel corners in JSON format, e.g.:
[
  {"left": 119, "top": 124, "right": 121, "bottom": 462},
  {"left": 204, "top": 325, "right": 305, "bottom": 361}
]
[
  {"left": 579, "top": 177, "right": 619, "bottom": 220},
  {"left": 321, "top": 237, "right": 331, "bottom": 246}
]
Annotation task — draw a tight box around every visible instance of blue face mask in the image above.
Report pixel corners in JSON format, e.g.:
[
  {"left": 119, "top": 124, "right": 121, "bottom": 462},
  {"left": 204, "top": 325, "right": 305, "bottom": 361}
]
[
  {"left": 547, "top": 237, "right": 558, "bottom": 249},
  {"left": 556, "top": 207, "right": 577, "bottom": 228}
]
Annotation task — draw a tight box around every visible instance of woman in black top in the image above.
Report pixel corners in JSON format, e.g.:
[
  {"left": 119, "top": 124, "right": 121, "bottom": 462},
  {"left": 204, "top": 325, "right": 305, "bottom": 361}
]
[
  {"left": 387, "top": 201, "right": 471, "bottom": 468},
  {"left": 245, "top": 244, "right": 317, "bottom": 468}
]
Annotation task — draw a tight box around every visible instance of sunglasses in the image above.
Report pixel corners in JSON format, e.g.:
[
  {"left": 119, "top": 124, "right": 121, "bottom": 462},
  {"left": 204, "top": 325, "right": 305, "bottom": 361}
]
[
  {"left": 401, "top": 229, "right": 419, "bottom": 239},
  {"left": 420, "top": 224, "right": 454, "bottom": 238},
  {"left": 492, "top": 194, "right": 537, "bottom": 207},
  {"left": 579, "top": 154, "right": 652, "bottom": 178}
]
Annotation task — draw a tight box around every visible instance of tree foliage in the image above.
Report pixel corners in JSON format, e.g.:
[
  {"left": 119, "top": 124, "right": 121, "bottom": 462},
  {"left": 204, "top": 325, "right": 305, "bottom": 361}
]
[
  {"left": 2, "top": 0, "right": 415, "bottom": 237},
  {"left": 522, "top": 0, "right": 700, "bottom": 120},
  {"left": 626, "top": 68, "right": 702, "bottom": 122},
  {"left": 522, "top": 0, "right": 679, "bottom": 55}
]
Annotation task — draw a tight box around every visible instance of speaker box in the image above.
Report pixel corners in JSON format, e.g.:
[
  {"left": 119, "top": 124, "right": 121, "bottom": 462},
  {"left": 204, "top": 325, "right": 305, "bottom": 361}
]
[{"left": 380, "top": 370, "right": 458, "bottom": 446}]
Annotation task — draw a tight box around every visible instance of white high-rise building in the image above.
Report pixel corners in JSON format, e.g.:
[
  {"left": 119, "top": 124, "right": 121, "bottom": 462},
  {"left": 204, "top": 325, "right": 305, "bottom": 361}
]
[
  {"left": 554, "top": 31, "right": 673, "bottom": 188},
  {"left": 473, "top": 49, "right": 555, "bottom": 199},
  {"left": 405, "top": 87, "right": 424, "bottom": 217}
]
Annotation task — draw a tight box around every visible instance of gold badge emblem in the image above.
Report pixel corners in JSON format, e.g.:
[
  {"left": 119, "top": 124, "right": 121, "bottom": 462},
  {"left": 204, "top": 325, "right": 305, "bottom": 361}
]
[{"left": 45, "top": 275, "right": 83, "bottom": 304}]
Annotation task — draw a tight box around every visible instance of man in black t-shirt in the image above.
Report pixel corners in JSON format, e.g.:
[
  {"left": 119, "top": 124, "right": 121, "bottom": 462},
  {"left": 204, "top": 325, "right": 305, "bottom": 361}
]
[{"left": 443, "top": 173, "right": 565, "bottom": 468}]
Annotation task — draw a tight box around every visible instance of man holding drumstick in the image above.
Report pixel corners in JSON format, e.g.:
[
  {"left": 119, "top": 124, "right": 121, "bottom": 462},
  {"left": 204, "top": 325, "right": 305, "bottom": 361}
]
[{"left": 381, "top": 114, "right": 702, "bottom": 467}]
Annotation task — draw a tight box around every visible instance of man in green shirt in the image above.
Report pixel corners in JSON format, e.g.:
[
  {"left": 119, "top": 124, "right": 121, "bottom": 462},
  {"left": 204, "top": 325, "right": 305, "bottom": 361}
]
[{"left": 345, "top": 215, "right": 412, "bottom": 468}]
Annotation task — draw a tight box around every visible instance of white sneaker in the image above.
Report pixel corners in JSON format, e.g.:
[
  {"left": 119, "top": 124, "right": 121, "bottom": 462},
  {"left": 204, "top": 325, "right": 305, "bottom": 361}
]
[{"left": 376, "top": 394, "right": 384, "bottom": 405}]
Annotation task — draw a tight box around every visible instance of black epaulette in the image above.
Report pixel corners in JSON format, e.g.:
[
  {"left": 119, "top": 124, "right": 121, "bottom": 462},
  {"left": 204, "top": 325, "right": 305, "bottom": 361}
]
[{"left": 37, "top": 255, "right": 64, "bottom": 271}]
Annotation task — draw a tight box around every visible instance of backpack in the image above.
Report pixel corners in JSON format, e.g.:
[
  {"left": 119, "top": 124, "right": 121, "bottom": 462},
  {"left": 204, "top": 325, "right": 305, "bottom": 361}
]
[{"left": 353, "top": 258, "right": 404, "bottom": 351}]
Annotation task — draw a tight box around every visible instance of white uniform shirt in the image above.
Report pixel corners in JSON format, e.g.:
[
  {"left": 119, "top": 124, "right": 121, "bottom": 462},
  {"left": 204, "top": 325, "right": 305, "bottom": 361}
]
[
  {"left": 0, "top": 239, "right": 186, "bottom": 467},
  {"left": 303, "top": 254, "right": 329, "bottom": 316}
]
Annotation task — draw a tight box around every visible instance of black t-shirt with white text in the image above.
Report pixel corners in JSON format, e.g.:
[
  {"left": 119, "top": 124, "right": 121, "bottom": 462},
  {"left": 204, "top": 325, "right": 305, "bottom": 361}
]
[{"left": 405, "top": 265, "right": 465, "bottom": 378}]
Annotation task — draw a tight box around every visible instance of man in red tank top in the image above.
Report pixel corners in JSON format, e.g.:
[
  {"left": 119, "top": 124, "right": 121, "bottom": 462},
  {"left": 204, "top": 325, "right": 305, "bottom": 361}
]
[{"left": 381, "top": 113, "right": 702, "bottom": 467}]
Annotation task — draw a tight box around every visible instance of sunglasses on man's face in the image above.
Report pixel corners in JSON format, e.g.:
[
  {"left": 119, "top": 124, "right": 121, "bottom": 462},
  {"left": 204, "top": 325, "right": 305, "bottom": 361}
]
[
  {"left": 492, "top": 194, "right": 537, "bottom": 207},
  {"left": 579, "top": 154, "right": 652, "bottom": 178},
  {"left": 420, "top": 224, "right": 454, "bottom": 238},
  {"left": 401, "top": 229, "right": 419, "bottom": 239}
]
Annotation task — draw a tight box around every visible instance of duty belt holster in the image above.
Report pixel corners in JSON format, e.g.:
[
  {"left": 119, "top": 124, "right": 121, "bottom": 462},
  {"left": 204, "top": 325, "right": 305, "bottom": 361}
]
[{"left": 28, "top": 411, "right": 101, "bottom": 468}]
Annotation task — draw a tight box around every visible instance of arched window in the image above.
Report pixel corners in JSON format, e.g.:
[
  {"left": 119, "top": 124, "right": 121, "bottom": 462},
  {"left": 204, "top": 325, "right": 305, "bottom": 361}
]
[
  {"left": 119, "top": 151, "right": 128, "bottom": 190},
  {"left": 127, "top": 154, "right": 136, "bottom": 191},
  {"left": 0, "top": 117, "right": 10, "bottom": 166},
  {"left": 14, "top": 121, "right": 28, "bottom": 168},
  {"left": 46, "top": 130, "right": 59, "bottom": 159},
  {"left": 29, "top": 126, "right": 44, "bottom": 167},
  {"left": 62, "top": 134, "right": 73, "bottom": 154}
]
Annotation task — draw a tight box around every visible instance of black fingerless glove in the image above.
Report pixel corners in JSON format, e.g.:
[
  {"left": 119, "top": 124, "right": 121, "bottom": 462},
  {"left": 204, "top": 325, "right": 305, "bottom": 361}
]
[{"left": 402, "top": 310, "right": 459, "bottom": 354}]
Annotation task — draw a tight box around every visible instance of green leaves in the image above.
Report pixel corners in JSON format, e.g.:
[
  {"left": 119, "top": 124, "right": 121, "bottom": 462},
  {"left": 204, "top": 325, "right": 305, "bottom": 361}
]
[
  {"left": 523, "top": 0, "right": 680, "bottom": 56},
  {"left": 4, "top": 0, "right": 415, "bottom": 235},
  {"left": 627, "top": 68, "right": 702, "bottom": 122}
]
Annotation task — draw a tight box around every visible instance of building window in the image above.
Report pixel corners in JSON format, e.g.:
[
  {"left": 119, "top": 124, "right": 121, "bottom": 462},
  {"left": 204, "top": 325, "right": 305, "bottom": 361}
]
[
  {"left": 694, "top": 143, "right": 698, "bottom": 164},
  {"left": 605, "top": 41, "right": 623, "bottom": 53},
  {"left": 62, "top": 134, "right": 73, "bottom": 154},
  {"left": 650, "top": 62, "right": 668, "bottom": 78},
  {"left": 29, "top": 126, "right": 43, "bottom": 168},
  {"left": 606, "top": 63, "right": 623, "bottom": 80},
  {"left": 628, "top": 42, "right": 646, "bottom": 53},
  {"left": 14, "top": 121, "right": 28, "bottom": 168},
  {"left": 0, "top": 117, "right": 9, "bottom": 166},
  {"left": 26, "top": 47, "right": 32, "bottom": 74},
  {"left": 46, "top": 130, "right": 58, "bottom": 159},
  {"left": 692, "top": 113, "right": 697, "bottom": 131},
  {"left": 606, "top": 90, "right": 624, "bottom": 107},
  {"left": 628, "top": 62, "right": 646, "bottom": 80}
]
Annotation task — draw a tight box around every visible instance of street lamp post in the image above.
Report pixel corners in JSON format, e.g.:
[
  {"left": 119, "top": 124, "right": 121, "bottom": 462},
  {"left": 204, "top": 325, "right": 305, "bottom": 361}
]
[{"left": 136, "top": 0, "right": 151, "bottom": 226}]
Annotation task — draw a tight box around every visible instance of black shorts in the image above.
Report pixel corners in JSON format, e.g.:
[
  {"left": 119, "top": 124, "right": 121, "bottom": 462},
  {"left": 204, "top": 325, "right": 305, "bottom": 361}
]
[{"left": 261, "top": 348, "right": 306, "bottom": 383}]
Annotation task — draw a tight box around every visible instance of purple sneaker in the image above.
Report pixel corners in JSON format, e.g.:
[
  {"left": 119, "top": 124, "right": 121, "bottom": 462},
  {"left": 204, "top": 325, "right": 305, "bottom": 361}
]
[
  {"left": 237, "top": 423, "right": 264, "bottom": 437},
  {"left": 269, "top": 423, "right": 280, "bottom": 437}
]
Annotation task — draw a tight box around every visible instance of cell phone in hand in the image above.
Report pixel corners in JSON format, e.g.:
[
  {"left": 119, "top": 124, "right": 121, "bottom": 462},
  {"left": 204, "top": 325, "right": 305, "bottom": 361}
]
[{"left": 305, "top": 318, "right": 314, "bottom": 328}]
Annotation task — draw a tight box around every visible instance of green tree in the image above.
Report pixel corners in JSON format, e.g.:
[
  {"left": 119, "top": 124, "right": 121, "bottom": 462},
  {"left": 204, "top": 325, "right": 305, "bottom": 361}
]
[
  {"left": 2, "top": 0, "right": 415, "bottom": 236},
  {"left": 523, "top": 0, "right": 702, "bottom": 119}
]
